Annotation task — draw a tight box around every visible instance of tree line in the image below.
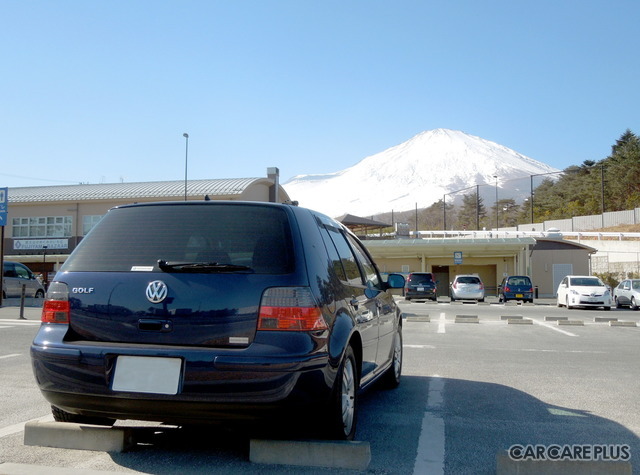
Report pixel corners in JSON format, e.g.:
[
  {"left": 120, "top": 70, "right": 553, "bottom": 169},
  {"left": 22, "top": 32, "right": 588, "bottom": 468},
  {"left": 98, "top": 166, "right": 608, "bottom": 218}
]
[{"left": 373, "top": 129, "right": 640, "bottom": 231}]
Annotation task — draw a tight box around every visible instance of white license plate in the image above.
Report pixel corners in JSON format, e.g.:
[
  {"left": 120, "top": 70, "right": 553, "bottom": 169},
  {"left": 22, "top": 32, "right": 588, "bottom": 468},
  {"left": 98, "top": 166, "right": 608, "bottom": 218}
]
[
  {"left": 112, "top": 356, "right": 182, "bottom": 395},
  {"left": 417, "top": 287, "right": 425, "bottom": 291},
  {"left": 586, "top": 297, "right": 599, "bottom": 303}
]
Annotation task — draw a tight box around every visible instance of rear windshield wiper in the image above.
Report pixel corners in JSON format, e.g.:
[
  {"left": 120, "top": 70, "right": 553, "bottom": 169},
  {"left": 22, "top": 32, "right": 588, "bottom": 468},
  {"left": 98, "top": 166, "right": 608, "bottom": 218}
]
[{"left": 158, "top": 260, "right": 254, "bottom": 273}]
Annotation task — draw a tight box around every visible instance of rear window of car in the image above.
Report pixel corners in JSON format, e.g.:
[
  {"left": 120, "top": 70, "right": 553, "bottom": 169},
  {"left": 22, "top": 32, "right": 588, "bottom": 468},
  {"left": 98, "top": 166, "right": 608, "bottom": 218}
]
[
  {"left": 61, "top": 204, "right": 294, "bottom": 274},
  {"left": 457, "top": 276, "right": 480, "bottom": 284},
  {"left": 507, "top": 276, "right": 531, "bottom": 286},
  {"left": 408, "top": 274, "right": 434, "bottom": 284}
]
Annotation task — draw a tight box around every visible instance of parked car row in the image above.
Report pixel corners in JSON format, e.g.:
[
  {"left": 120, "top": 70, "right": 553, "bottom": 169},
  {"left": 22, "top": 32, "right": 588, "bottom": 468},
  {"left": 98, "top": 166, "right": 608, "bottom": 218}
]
[{"left": 403, "top": 273, "right": 639, "bottom": 312}]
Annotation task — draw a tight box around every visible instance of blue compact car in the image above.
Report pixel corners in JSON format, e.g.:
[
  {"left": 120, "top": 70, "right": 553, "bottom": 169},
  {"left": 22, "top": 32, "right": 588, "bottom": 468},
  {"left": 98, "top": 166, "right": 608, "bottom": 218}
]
[
  {"left": 30, "top": 201, "right": 405, "bottom": 440},
  {"left": 498, "top": 275, "right": 534, "bottom": 303}
]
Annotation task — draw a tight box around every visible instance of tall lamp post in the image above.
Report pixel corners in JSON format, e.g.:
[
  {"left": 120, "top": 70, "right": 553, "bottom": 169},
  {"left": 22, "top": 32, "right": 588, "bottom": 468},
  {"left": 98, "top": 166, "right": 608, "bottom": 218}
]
[
  {"left": 42, "top": 246, "right": 48, "bottom": 288},
  {"left": 493, "top": 175, "right": 498, "bottom": 230},
  {"left": 183, "top": 133, "right": 189, "bottom": 201}
]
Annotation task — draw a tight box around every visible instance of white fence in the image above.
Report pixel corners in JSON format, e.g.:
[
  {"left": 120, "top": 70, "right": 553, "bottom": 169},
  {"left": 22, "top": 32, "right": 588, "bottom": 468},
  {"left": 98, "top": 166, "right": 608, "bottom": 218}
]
[{"left": 513, "top": 207, "right": 640, "bottom": 233}]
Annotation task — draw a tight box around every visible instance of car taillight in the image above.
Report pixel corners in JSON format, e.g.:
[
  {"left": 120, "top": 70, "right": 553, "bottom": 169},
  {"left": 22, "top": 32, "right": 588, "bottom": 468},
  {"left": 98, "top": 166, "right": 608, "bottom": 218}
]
[
  {"left": 258, "top": 287, "right": 328, "bottom": 331},
  {"left": 41, "top": 282, "right": 70, "bottom": 324},
  {"left": 504, "top": 286, "right": 510, "bottom": 292},
  {"left": 479, "top": 282, "right": 484, "bottom": 290}
]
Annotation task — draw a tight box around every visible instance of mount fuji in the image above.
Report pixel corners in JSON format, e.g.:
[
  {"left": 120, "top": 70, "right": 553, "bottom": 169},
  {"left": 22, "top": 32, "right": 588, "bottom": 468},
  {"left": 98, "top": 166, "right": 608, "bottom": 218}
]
[{"left": 282, "top": 129, "right": 559, "bottom": 218}]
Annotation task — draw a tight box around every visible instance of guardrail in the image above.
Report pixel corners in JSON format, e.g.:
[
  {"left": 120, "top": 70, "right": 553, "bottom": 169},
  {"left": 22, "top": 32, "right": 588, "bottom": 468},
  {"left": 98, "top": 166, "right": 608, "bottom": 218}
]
[{"left": 411, "top": 230, "right": 640, "bottom": 241}]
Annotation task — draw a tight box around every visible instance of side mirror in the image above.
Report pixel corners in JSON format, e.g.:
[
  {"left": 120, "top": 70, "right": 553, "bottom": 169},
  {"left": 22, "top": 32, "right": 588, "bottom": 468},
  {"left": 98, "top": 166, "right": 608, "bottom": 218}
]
[{"left": 386, "top": 273, "right": 405, "bottom": 289}]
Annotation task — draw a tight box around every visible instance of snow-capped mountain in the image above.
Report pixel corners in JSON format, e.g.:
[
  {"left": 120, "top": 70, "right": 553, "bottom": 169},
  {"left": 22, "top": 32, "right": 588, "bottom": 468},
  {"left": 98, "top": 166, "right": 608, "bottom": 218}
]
[{"left": 283, "top": 129, "right": 559, "bottom": 218}]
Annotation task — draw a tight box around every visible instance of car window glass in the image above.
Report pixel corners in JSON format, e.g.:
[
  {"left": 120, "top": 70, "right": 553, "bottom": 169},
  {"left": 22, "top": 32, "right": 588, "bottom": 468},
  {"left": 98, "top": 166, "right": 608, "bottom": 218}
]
[
  {"left": 571, "top": 277, "right": 602, "bottom": 286},
  {"left": 410, "top": 274, "right": 433, "bottom": 284},
  {"left": 3, "top": 262, "right": 15, "bottom": 278},
  {"left": 346, "top": 234, "right": 380, "bottom": 289},
  {"left": 325, "top": 228, "right": 362, "bottom": 286},
  {"left": 61, "top": 205, "right": 294, "bottom": 274},
  {"left": 14, "top": 264, "right": 30, "bottom": 280},
  {"left": 318, "top": 226, "right": 347, "bottom": 282},
  {"left": 633, "top": 281, "right": 640, "bottom": 290}
]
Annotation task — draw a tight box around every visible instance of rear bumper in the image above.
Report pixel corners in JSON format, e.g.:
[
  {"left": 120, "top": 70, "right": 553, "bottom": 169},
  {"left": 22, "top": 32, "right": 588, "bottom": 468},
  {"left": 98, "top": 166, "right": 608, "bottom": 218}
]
[
  {"left": 31, "top": 325, "right": 335, "bottom": 424},
  {"left": 503, "top": 292, "right": 533, "bottom": 301},
  {"left": 405, "top": 289, "right": 437, "bottom": 299}
]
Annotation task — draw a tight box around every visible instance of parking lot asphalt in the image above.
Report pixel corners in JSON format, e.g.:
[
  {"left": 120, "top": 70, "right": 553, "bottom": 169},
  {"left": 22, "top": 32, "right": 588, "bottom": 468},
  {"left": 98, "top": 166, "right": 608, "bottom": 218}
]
[{"left": 3, "top": 296, "right": 638, "bottom": 473}]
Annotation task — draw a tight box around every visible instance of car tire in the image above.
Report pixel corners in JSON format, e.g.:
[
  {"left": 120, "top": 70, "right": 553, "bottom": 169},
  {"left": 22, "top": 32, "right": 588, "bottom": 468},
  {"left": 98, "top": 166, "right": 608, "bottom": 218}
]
[
  {"left": 51, "top": 405, "right": 115, "bottom": 426},
  {"left": 405, "top": 296, "right": 410, "bottom": 301},
  {"left": 615, "top": 297, "right": 622, "bottom": 309},
  {"left": 325, "top": 345, "right": 358, "bottom": 440},
  {"left": 631, "top": 297, "right": 639, "bottom": 311},
  {"left": 604, "top": 306, "right": 611, "bottom": 311},
  {"left": 566, "top": 297, "right": 573, "bottom": 310},
  {"left": 35, "top": 289, "right": 45, "bottom": 298},
  {"left": 479, "top": 298, "right": 485, "bottom": 303},
  {"left": 381, "top": 326, "right": 402, "bottom": 389}
]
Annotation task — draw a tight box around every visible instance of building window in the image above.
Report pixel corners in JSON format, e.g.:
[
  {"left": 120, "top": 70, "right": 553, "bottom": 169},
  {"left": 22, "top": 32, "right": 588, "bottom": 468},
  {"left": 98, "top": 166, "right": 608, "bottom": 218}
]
[
  {"left": 82, "top": 215, "right": 104, "bottom": 235},
  {"left": 12, "top": 216, "right": 73, "bottom": 238}
]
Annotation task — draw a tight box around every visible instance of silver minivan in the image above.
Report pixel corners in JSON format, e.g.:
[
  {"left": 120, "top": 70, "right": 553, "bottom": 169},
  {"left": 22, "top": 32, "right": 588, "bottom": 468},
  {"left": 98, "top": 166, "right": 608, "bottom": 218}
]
[{"left": 2, "top": 261, "right": 45, "bottom": 298}]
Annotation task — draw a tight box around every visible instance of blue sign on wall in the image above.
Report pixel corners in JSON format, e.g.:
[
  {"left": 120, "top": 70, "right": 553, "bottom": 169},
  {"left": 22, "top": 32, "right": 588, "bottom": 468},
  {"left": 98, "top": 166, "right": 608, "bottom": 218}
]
[
  {"left": 0, "top": 187, "right": 7, "bottom": 227},
  {"left": 454, "top": 251, "right": 463, "bottom": 264}
]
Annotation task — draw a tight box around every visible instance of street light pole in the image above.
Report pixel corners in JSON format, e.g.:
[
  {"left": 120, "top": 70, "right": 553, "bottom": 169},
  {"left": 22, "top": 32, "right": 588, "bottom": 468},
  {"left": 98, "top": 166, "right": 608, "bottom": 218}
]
[
  {"left": 443, "top": 194, "right": 446, "bottom": 231},
  {"left": 42, "top": 245, "right": 48, "bottom": 288},
  {"left": 183, "top": 133, "right": 189, "bottom": 201},
  {"left": 493, "top": 175, "right": 498, "bottom": 230}
]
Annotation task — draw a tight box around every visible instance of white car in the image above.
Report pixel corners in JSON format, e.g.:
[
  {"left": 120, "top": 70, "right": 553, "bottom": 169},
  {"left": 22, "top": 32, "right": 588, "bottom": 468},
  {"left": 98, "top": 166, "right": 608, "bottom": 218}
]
[
  {"left": 613, "top": 279, "right": 640, "bottom": 310},
  {"left": 556, "top": 275, "right": 611, "bottom": 310},
  {"left": 450, "top": 274, "right": 485, "bottom": 302}
]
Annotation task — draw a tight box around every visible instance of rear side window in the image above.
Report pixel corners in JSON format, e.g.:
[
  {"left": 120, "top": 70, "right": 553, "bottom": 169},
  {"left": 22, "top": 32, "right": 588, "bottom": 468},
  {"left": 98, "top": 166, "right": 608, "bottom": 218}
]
[
  {"left": 61, "top": 204, "right": 294, "bottom": 274},
  {"left": 346, "top": 234, "right": 380, "bottom": 289},
  {"left": 324, "top": 227, "right": 362, "bottom": 286}
]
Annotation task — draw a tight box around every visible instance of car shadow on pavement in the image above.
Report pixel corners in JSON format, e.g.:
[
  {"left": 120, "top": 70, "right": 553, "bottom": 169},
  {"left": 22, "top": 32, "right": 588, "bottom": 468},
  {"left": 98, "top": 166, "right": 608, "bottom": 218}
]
[{"left": 107, "top": 375, "right": 639, "bottom": 474}]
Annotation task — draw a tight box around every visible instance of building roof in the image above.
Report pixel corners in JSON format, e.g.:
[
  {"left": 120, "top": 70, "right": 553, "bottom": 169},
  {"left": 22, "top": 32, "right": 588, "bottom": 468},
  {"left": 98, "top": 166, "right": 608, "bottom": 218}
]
[
  {"left": 7, "top": 178, "right": 277, "bottom": 203},
  {"left": 364, "top": 237, "right": 536, "bottom": 258}
]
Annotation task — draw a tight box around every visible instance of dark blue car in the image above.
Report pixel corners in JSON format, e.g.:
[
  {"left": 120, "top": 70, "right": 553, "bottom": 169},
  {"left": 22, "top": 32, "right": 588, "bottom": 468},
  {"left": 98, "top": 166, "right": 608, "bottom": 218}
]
[
  {"left": 498, "top": 275, "right": 534, "bottom": 303},
  {"left": 30, "top": 201, "right": 405, "bottom": 440}
]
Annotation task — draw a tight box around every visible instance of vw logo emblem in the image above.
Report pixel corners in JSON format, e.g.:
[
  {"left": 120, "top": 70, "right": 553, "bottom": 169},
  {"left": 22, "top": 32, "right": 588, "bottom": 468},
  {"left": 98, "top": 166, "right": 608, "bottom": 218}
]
[{"left": 146, "top": 280, "right": 168, "bottom": 303}]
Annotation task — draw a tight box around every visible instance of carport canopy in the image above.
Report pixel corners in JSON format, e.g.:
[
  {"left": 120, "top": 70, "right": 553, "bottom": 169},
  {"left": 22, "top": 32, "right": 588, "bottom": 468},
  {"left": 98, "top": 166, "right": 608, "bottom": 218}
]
[
  {"left": 364, "top": 237, "right": 536, "bottom": 259},
  {"left": 336, "top": 214, "right": 391, "bottom": 235}
]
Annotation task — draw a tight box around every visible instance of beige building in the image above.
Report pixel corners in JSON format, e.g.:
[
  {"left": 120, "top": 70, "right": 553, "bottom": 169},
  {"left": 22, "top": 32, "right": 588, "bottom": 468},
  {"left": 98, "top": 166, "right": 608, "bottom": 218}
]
[{"left": 360, "top": 236, "right": 596, "bottom": 298}]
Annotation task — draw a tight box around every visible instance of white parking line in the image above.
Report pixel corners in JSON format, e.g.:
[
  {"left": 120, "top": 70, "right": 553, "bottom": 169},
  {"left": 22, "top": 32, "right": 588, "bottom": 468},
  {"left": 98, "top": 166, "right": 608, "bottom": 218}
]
[
  {"left": 0, "top": 354, "right": 21, "bottom": 360},
  {"left": 0, "top": 414, "right": 54, "bottom": 439},
  {"left": 414, "top": 376, "right": 445, "bottom": 475},
  {"left": 533, "top": 319, "right": 578, "bottom": 337},
  {"left": 0, "top": 321, "right": 41, "bottom": 326},
  {"left": 437, "top": 312, "right": 446, "bottom": 334}
]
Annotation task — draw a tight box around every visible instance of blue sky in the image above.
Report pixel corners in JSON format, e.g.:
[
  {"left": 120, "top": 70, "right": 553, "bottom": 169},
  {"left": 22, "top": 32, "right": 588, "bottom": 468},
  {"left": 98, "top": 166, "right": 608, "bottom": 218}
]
[{"left": 2, "top": 0, "right": 638, "bottom": 188}]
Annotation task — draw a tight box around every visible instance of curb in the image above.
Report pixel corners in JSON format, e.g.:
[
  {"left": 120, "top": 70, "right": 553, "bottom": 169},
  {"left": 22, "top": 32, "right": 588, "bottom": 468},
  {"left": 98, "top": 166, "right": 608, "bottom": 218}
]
[{"left": 250, "top": 439, "right": 371, "bottom": 471}]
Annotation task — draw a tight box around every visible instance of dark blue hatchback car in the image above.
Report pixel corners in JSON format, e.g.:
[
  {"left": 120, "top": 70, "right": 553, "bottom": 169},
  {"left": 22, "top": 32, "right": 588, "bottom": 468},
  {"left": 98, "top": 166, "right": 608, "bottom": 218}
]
[{"left": 30, "top": 201, "right": 405, "bottom": 440}]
